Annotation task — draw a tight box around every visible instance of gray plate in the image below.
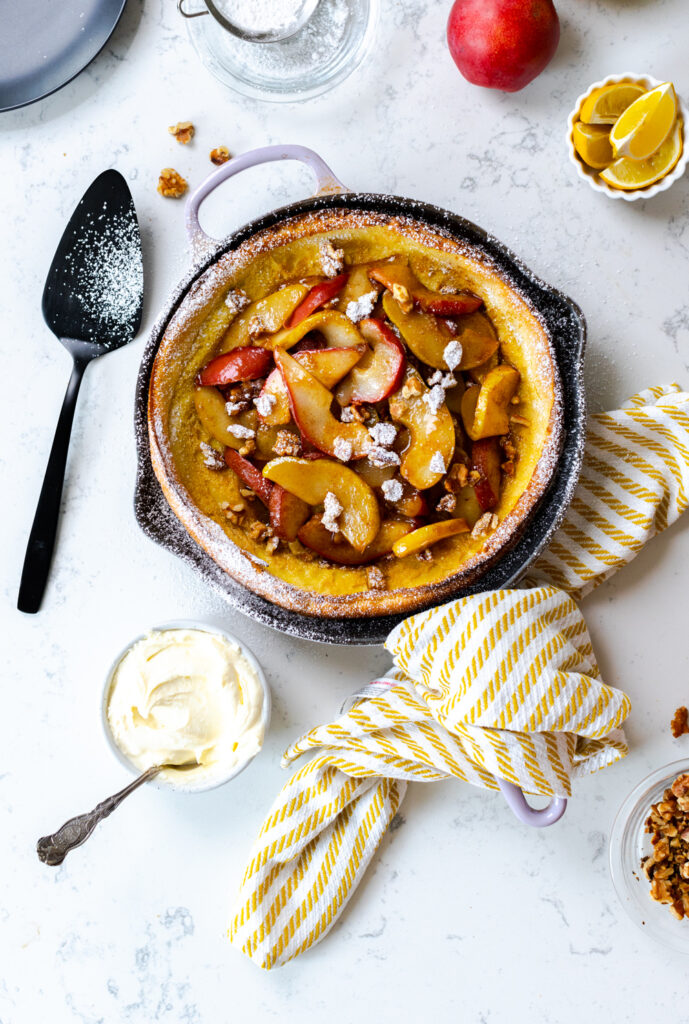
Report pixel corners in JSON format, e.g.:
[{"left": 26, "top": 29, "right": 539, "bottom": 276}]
[
  {"left": 0, "top": 0, "right": 127, "bottom": 112},
  {"left": 134, "top": 193, "right": 587, "bottom": 645}
]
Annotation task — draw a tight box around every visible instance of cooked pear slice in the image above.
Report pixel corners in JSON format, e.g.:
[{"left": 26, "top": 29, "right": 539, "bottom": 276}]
[
  {"left": 193, "top": 386, "right": 258, "bottom": 451},
  {"left": 269, "top": 310, "right": 364, "bottom": 351},
  {"left": 335, "top": 262, "right": 383, "bottom": 312},
  {"left": 388, "top": 368, "right": 455, "bottom": 490},
  {"left": 335, "top": 318, "right": 406, "bottom": 406},
  {"left": 263, "top": 457, "right": 380, "bottom": 551},
  {"left": 287, "top": 274, "right": 348, "bottom": 327},
  {"left": 369, "top": 260, "right": 482, "bottom": 316},
  {"left": 274, "top": 350, "right": 371, "bottom": 459},
  {"left": 297, "top": 516, "right": 414, "bottom": 565},
  {"left": 220, "top": 283, "right": 308, "bottom": 352},
  {"left": 258, "top": 346, "right": 366, "bottom": 427},
  {"left": 382, "top": 291, "right": 454, "bottom": 369},
  {"left": 461, "top": 366, "right": 520, "bottom": 440},
  {"left": 391, "top": 518, "right": 470, "bottom": 558},
  {"left": 453, "top": 312, "right": 500, "bottom": 371}
]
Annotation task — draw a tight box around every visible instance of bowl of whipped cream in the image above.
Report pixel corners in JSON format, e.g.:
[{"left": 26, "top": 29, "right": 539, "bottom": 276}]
[{"left": 102, "top": 621, "right": 270, "bottom": 792}]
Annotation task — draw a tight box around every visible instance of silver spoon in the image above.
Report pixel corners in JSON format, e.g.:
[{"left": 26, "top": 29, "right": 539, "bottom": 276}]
[{"left": 36, "top": 761, "right": 198, "bottom": 866}]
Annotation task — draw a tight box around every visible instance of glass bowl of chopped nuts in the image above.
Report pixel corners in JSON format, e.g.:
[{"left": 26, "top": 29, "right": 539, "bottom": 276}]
[{"left": 609, "top": 760, "right": 689, "bottom": 953}]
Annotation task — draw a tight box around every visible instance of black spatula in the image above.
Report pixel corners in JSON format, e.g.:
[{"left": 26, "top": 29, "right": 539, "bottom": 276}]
[{"left": 17, "top": 169, "right": 144, "bottom": 614}]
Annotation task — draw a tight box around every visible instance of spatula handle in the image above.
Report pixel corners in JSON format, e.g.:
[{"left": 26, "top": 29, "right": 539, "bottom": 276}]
[{"left": 18, "top": 357, "right": 88, "bottom": 614}]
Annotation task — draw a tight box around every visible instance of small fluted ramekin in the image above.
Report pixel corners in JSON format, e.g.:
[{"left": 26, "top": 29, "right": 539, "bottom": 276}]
[{"left": 566, "top": 72, "right": 688, "bottom": 202}]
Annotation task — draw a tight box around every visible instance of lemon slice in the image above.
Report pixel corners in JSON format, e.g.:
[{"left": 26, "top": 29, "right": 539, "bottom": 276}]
[
  {"left": 609, "top": 82, "right": 677, "bottom": 159},
  {"left": 572, "top": 122, "right": 614, "bottom": 169},
  {"left": 580, "top": 82, "right": 646, "bottom": 125},
  {"left": 600, "top": 118, "right": 683, "bottom": 190}
]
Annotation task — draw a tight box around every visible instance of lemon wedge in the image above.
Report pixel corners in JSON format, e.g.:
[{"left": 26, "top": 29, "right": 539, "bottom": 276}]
[
  {"left": 572, "top": 122, "right": 614, "bottom": 169},
  {"left": 580, "top": 82, "right": 646, "bottom": 125},
  {"left": 600, "top": 118, "right": 683, "bottom": 190},
  {"left": 609, "top": 82, "right": 677, "bottom": 159}
]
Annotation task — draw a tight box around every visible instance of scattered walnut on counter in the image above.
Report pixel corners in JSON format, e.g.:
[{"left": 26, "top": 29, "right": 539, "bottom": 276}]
[
  {"left": 168, "top": 121, "right": 195, "bottom": 144},
  {"left": 157, "top": 168, "right": 188, "bottom": 198},
  {"left": 210, "top": 145, "right": 231, "bottom": 165},
  {"left": 671, "top": 706, "right": 689, "bottom": 739},
  {"left": 642, "top": 773, "right": 689, "bottom": 919}
]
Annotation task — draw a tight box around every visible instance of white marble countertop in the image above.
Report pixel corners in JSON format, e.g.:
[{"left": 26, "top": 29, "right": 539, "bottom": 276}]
[{"left": 3, "top": 0, "right": 689, "bottom": 1020}]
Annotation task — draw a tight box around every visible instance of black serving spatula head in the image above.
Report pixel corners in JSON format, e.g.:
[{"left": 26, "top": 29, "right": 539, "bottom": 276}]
[
  {"left": 18, "top": 170, "right": 144, "bottom": 614},
  {"left": 42, "top": 168, "right": 144, "bottom": 351}
]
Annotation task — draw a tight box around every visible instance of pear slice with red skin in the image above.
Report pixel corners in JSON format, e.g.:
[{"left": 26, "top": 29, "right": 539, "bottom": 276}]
[
  {"left": 383, "top": 293, "right": 498, "bottom": 371},
  {"left": 223, "top": 448, "right": 273, "bottom": 506},
  {"left": 263, "top": 456, "right": 380, "bottom": 551},
  {"left": 335, "top": 318, "right": 406, "bottom": 406},
  {"left": 258, "top": 345, "right": 366, "bottom": 427},
  {"left": 392, "top": 518, "right": 470, "bottom": 558},
  {"left": 269, "top": 310, "right": 364, "bottom": 351},
  {"left": 286, "top": 274, "right": 348, "bottom": 328},
  {"left": 368, "top": 261, "right": 482, "bottom": 316},
  {"left": 274, "top": 349, "right": 372, "bottom": 459},
  {"left": 268, "top": 486, "right": 310, "bottom": 541},
  {"left": 388, "top": 368, "right": 455, "bottom": 490},
  {"left": 298, "top": 516, "right": 415, "bottom": 565},
  {"left": 198, "top": 346, "right": 272, "bottom": 387},
  {"left": 220, "top": 283, "right": 308, "bottom": 352},
  {"left": 471, "top": 438, "right": 501, "bottom": 512}
]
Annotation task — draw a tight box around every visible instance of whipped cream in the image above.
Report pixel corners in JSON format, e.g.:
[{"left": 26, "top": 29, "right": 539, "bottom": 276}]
[{"left": 106, "top": 629, "right": 265, "bottom": 784}]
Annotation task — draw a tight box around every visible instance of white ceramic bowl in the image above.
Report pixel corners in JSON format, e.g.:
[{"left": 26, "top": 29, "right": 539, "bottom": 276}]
[
  {"left": 566, "top": 72, "right": 688, "bottom": 202},
  {"left": 101, "top": 620, "right": 271, "bottom": 793},
  {"left": 609, "top": 759, "right": 689, "bottom": 953}
]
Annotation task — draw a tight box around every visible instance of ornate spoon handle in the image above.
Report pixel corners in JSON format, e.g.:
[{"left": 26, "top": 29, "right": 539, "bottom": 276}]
[{"left": 37, "top": 765, "right": 162, "bottom": 865}]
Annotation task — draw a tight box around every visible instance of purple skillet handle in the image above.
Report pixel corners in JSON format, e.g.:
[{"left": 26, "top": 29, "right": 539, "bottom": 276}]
[
  {"left": 497, "top": 778, "right": 567, "bottom": 828},
  {"left": 351, "top": 679, "right": 567, "bottom": 828},
  {"left": 185, "top": 144, "right": 349, "bottom": 257}
]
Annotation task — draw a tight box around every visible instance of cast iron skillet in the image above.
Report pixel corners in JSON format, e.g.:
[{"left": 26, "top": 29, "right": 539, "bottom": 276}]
[{"left": 134, "top": 145, "right": 586, "bottom": 647}]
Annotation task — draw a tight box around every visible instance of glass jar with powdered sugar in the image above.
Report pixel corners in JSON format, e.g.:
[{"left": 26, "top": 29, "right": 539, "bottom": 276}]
[{"left": 178, "top": 0, "right": 378, "bottom": 102}]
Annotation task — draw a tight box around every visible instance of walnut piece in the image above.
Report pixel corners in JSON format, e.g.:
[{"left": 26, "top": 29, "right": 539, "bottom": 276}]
[
  {"left": 471, "top": 512, "right": 499, "bottom": 539},
  {"left": 157, "top": 168, "right": 188, "bottom": 198},
  {"left": 273, "top": 430, "right": 302, "bottom": 457},
  {"left": 642, "top": 774, "right": 689, "bottom": 919},
  {"left": 210, "top": 145, "right": 231, "bottom": 165},
  {"left": 671, "top": 706, "right": 689, "bottom": 739},
  {"left": 366, "top": 566, "right": 387, "bottom": 590},
  {"left": 168, "top": 121, "right": 194, "bottom": 144},
  {"left": 391, "top": 283, "right": 413, "bottom": 313}
]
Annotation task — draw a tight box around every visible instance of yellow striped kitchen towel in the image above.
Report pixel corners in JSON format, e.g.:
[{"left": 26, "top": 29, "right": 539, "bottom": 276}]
[{"left": 229, "top": 385, "right": 689, "bottom": 969}]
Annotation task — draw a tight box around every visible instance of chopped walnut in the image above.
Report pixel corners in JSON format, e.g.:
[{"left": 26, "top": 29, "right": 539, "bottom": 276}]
[
  {"left": 239, "top": 487, "right": 255, "bottom": 499},
  {"left": 210, "top": 145, "right": 231, "bottom": 165},
  {"left": 168, "top": 121, "right": 194, "bottom": 144},
  {"left": 239, "top": 440, "right": 256, "bottom": 456},
  {"left": 444, "top": 462, "right": 469, "bottom": 492},
  {"left": 248, "top": 521, "right": 269, "bottom": 542},
  {"left": 273, "top": 430, "right": 302, "bottom": 457},
  {"left": 436, "top": 493, "right": 456, "bottom": 514},
  {"left": 500, "top": 435, "right": 517, "bottom": 461},
  {"left": 248, "top": 315, "right": 266, "bottom": 338},
  {"left": 265, "top": 535, "right": 280, "bottom": 554},
  {"left": 510, "top": 414, "right": 531, "bottom": 428},
  {"left": 468, "top": 469, "right": 482, "bottom": 486},
  {"left": 671, "top": 707, "right": 689, "bottom": 739},
  {"left": 511, "top": 394, "right": 521, "bottom": 405},
  {"left": 319, "top": 239, "right": 345, "bottom": 277},
  {"left": 391, "top": 283, "right": 413, "bottom": 313},
  {"left": 157, "top": 168, "right": 188, "bottom": 198},
  {"left": 471, "top": 512, "right": 499, "bottom": 539},
  {"left": 501, "top": 460, "right": 515, "bottom": 476},
  {"left": 401, "top": 376, "right": 424, "bottom": 399},
  {"left": 416, "top": 548, "right": 433, "bottom": 562},
  {"left": 642, "top": 774, "right": 689, "bottom": 919},
  {"left": 366, "top": 566, "right": 387, "bottom": 591},
  {"left": 200, "top": 442, "right": 224, "bottom": 470}
]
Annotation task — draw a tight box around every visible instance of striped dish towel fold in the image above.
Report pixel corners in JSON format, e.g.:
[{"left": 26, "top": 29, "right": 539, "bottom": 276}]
[{"left": 229, "top": 385, "right": 689, "bottom": 969}]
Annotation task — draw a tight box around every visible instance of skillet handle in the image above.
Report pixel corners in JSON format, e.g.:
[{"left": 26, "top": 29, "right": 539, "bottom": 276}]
[
  {"left": 496, "top": 779, "right": 567, "bottom": 828},
  {"left": 185, "top": 144, "right": 349, "bottom": 258},
  {"left": 346, "top": 679, "right": 567, "bottom": 828}
]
